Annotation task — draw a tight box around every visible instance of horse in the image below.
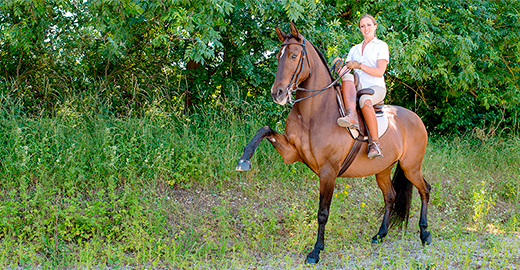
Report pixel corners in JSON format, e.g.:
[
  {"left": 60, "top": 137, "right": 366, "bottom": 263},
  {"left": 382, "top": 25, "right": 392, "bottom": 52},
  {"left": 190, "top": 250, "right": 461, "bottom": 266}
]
[{"left": 235, "top": 22, "right": 432, "bottom": 264}]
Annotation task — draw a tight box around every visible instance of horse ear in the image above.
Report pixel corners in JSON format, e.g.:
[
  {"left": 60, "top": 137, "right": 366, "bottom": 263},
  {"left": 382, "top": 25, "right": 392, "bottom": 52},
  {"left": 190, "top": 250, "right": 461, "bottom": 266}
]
[
  {"left": 275, "top": 26, "right": 286, "bottom": 42},
  {"left": 289, "top": 22, "right": 300, "bottom": 39}
]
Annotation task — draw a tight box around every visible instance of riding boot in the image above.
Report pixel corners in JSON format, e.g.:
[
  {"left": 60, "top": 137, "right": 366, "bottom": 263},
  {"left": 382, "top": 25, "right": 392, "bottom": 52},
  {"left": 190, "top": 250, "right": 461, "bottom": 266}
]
[
  {"left": 362, "top": 100, "right": 383, "bottom": 159},
  {"left": 337, "top": 108, "right": 359, "bottom": 129},
  {"left": 337, "top": 80, "right": 359, "bottom": 129}
]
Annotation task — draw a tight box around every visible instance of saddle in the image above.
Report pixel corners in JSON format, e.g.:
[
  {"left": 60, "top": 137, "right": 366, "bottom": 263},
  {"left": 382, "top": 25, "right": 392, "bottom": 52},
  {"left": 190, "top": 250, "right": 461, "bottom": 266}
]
[
  {"left": 337, "top": 87, "right": 388, "bottom": 140},
  {"left": 353, "top": 88, "right": 386, "bottom": 134}
]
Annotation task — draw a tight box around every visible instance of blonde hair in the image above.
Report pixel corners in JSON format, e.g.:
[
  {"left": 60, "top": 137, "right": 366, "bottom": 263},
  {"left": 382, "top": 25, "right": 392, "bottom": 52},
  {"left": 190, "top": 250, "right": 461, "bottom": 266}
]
[{"left": 359, "top": 14, "right": 377, "bottom": 27}]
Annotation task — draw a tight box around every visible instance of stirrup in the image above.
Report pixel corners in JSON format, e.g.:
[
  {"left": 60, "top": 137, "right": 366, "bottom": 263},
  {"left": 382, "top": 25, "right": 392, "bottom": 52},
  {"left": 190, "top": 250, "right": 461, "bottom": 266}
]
[
  {"left": 337, "top": 115, "right": 359, "bottom": 129},
  {"left": 367, "top": 141, "right": 383, "bottom": 159}
]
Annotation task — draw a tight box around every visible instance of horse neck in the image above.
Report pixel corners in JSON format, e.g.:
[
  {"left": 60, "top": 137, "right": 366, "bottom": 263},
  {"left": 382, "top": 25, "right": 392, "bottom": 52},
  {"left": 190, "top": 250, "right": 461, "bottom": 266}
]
[{"left": 294, "top": 44, "right": 338, "bottom": 119}]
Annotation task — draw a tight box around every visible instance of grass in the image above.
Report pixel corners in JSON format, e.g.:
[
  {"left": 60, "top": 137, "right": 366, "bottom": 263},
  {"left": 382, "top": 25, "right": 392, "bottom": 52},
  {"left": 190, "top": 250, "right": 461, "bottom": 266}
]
[{"left": 0, "top": 101, "right": 519, "bottom": 269}]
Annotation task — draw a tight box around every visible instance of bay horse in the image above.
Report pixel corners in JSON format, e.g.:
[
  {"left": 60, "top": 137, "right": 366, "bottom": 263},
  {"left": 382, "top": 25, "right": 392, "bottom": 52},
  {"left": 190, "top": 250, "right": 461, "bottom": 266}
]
[{"left": 235, "top": 23, "right": 432, "bottom": 264}]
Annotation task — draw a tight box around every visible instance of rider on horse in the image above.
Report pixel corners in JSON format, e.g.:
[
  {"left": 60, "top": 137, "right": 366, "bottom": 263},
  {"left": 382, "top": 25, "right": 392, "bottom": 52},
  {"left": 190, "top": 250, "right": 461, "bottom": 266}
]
[
  {"left": 237, "top": 22, "right": 432, "bottom": 263},
  {"left": 335, "top": 14, "right": 389, "bottom": 159}
]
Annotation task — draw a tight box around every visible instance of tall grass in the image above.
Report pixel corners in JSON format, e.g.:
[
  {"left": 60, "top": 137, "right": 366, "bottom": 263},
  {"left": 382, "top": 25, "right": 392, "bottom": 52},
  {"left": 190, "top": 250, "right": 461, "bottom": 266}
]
[
  {"left": 0, "top": 88, "right": 519, "bottom": 268},
  {"left": 0, "top": 88, "right": 294, "bottom": 268}
]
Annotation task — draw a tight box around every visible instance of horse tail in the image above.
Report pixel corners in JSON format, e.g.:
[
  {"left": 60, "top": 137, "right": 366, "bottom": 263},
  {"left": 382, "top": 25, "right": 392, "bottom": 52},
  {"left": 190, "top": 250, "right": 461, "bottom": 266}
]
[{"left": 390, "top": 162, "right": 413, "bottom": 227}]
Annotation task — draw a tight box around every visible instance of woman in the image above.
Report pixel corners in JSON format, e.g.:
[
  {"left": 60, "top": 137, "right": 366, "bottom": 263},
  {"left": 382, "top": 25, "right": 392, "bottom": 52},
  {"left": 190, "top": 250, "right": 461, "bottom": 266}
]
[{"left": 335, "top": 14, "right": 389, "bottom": 159}]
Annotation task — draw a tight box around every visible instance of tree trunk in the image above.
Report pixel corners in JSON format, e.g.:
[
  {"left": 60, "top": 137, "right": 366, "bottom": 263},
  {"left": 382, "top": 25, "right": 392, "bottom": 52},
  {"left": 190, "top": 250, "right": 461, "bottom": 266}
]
[{"left": 185, "top": 60, "right": 200, "bottom": 108}]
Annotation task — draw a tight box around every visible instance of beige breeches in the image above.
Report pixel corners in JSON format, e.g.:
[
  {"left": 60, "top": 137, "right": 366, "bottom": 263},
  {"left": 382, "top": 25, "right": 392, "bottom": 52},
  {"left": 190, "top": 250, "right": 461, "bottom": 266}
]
[{"left": 342, "top": 73, "right": 386, "bottom": 108}]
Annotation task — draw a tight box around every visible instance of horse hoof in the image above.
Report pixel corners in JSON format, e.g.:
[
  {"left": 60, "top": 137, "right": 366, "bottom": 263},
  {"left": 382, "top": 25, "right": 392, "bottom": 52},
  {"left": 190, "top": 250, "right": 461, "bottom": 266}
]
[
  {"left": 235, "top": 160, "right": 252, "bottom": 171},
  {"left": 305, "top": 253, "right": 320, "bottom": 264},
  {"left": 421, "top": 231, "right": 432, "bottom": 246}
]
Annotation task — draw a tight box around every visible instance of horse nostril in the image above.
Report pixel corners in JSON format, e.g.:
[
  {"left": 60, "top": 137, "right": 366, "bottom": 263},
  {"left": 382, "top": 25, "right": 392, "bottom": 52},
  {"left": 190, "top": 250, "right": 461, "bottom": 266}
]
[
  {"left": 271, "top": 87, "right": 286, "bottom": 101},
  {"left": 277, "top": 88, "right": 284, "bottom": 98}
]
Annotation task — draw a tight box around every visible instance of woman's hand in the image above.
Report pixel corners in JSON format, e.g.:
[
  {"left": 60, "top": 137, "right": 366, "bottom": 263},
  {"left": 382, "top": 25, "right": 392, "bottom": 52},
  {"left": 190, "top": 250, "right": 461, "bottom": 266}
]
[
  {"left": 333, "top": 57, "right": 346, "bottom": 71},
  {"left": 346, "top": 61, "right": 361, "bottom": 69},
  {"left": 347, "top": 60, "right": 388, "bottom": 78}
]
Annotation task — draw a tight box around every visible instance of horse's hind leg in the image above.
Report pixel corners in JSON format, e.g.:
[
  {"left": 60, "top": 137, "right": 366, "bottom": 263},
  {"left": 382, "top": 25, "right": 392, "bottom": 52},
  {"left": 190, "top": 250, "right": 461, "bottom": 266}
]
[
  {"left": 372, "top": 166, "right": 396, "bottom": 243},
  {"left": 236, "top": 126, "right": 300, "bottom": 171},
  {"left": 400, "top": 162, "right": 432, "bottom": 245},
  {"left": 418, "top": 178, "right": 432, "bottom": 245},
  {"left": 410, "top": 172, "right": 432, "bottom": 245},
  {"left": 398, "top": 118, "right": 432, "bottom": 245}
]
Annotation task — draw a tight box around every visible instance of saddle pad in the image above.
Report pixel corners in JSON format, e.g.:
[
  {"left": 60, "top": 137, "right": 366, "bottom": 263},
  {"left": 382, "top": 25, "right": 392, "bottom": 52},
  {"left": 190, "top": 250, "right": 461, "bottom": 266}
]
[{"left": 348, "top": 113, "right": 389, "bottom": 139}]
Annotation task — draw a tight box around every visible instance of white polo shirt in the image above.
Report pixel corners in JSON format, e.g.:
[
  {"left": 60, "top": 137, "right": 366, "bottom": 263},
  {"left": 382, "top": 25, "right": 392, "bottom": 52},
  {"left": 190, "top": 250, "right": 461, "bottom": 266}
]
[{"left": 346, "top": 38, "right": 389, "bottom": 89}]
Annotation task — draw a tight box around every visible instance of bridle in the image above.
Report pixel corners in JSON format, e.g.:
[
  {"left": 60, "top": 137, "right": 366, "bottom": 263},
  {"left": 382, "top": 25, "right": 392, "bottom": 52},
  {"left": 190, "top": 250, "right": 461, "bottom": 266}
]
[{"left": 280, "top": 36, "right": 349, "bottom": 104}]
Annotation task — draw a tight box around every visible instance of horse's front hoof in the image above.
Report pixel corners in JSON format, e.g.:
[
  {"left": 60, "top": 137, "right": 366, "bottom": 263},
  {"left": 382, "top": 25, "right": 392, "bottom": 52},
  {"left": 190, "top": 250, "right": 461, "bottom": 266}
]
[
  {"left": 305, "top": 251, "right": 320, "bottom": 264},
  {"left": 235, "top": 160, "right": 252, "bottom": 171},
  {"left": 421, "top": 231, "right": 432, "bottom": 246}
]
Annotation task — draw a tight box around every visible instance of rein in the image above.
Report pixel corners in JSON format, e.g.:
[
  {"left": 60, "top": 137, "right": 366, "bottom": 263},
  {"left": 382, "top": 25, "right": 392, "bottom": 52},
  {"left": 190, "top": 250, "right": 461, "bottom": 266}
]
[{"left": 282, "top": 37, "right": 350, "bottom": 104}]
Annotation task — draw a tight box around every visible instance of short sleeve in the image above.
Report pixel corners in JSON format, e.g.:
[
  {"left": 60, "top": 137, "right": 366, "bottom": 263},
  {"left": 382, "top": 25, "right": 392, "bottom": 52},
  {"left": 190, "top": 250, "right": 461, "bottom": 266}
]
[
  {"left": 378, "top": 42, "right": 390, "bottom": 63},
  {"left": 346, "top": 46, "right": 355, "bottom": 62}
]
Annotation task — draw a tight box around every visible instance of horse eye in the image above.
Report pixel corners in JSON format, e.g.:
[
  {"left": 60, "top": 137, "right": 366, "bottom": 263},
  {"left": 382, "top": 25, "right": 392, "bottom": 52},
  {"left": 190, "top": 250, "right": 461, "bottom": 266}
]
[{"left": 290, "top": 54, "right": 298, "bottom": 60}]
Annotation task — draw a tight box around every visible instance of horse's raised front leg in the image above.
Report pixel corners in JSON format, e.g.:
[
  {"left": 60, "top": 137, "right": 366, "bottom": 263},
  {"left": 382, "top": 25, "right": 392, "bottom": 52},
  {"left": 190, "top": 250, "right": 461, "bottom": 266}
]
[
  {"left": 235, "top": 126, "right": 301, "bottom": 171},
  {"left": 306, "top": 166, "right": 336, "bottom": 264}
]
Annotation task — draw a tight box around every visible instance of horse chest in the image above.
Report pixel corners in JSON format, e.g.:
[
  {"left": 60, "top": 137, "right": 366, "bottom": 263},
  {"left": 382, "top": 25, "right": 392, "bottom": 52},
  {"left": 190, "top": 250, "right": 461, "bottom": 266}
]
[{"left": 285, "top": 118, "right": 321, "bottom": 167}]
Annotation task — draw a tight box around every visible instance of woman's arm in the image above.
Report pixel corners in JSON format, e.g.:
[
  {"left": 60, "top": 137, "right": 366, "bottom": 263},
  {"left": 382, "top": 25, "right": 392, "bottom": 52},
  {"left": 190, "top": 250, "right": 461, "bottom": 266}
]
[{"left": 360, "top": 59, "right": 388, "bottom": 78}]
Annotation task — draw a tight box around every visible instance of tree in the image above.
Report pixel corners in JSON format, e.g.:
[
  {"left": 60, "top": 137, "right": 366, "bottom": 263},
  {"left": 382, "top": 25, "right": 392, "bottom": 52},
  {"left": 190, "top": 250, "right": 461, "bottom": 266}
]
[
  {"left": 1, "top": 0, "right": 518, "bottom": 133},
  {"left": 378, "top": 0, "right": 520, "bottom": 133}
]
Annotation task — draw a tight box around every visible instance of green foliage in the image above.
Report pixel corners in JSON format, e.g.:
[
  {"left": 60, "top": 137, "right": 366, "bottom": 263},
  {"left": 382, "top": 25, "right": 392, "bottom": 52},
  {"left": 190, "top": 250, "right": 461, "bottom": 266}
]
[
  {"left": 1, "top": 1, "right": 520, "bottom": 126},
  {"left": 375, "top": 0, "right": 520, "bottom": 133}
]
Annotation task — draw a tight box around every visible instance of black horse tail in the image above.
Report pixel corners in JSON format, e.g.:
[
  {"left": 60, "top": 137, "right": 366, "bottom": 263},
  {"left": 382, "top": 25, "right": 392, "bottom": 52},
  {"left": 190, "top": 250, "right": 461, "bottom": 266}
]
[{"left": 390, "top": 162, "right": 413, "bottom": 227}]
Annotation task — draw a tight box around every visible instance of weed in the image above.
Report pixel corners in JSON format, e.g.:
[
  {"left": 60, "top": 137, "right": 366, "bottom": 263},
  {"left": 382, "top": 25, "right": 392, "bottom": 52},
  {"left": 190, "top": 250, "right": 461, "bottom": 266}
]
[{"left": 472, "top": 181, "right": 496, "bottom": 230}]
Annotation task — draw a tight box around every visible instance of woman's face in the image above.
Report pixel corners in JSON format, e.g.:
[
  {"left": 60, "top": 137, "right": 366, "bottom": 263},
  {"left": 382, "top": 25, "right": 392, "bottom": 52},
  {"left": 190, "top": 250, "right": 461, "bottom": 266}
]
[{"left": 359, "top": 17, "right": 377, "bottom": 40}]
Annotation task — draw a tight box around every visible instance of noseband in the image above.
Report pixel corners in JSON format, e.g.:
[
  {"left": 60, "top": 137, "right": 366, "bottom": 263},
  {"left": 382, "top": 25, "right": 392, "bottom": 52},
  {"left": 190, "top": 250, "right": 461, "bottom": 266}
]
[{"left": 281, "top": 37, "right": 346, "bottom": 104}]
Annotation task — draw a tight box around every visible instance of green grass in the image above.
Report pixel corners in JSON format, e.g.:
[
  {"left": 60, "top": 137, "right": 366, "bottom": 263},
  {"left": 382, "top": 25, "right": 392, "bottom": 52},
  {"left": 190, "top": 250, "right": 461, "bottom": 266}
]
[{"left": 0, "top": 103, "right": 519, "bottom": 269}]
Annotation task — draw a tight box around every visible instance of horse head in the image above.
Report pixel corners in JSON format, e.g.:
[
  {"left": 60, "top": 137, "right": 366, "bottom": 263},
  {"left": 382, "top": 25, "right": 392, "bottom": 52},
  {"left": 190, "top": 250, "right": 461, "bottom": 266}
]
[{"left": 271, "top": 23, "right": 312, "bottom": 105}]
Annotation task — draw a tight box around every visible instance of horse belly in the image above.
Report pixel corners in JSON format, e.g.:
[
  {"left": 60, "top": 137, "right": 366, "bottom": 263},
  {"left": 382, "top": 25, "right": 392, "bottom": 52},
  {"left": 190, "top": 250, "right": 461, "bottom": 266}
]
[{"left": 340, "top": 130, "right": 403, "bottom": 178}]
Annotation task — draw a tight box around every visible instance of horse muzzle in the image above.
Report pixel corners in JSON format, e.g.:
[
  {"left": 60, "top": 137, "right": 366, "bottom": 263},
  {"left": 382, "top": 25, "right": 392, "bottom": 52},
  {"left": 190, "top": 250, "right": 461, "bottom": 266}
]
[{"left": 271, "top": 85, "right": 291, "bottom": 105}]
